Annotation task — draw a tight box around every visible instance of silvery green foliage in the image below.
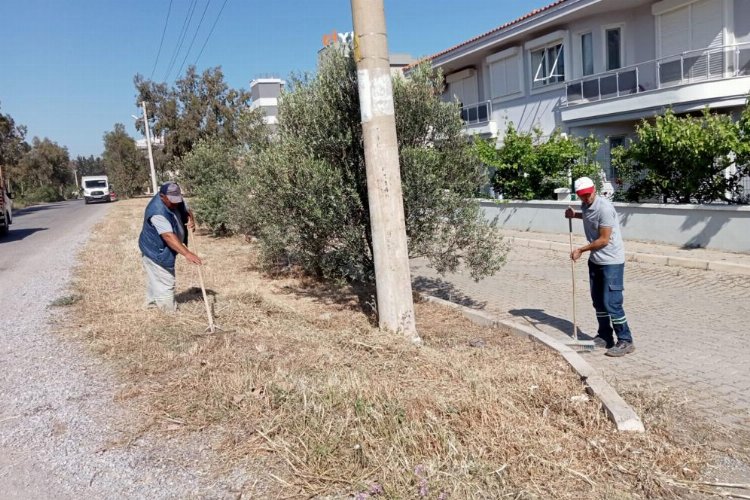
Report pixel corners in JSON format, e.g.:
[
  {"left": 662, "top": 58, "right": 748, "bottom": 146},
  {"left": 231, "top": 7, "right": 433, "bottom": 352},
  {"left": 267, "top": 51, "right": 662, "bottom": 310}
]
[{"left": 234, "top": 49, "right": 507, "bottom": 283}]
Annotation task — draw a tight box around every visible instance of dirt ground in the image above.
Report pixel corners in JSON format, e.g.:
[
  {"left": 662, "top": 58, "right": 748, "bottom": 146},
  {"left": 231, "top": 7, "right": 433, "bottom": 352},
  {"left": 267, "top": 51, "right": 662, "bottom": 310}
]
[{"left": 59, "top": 198, "right": 750, "bottom": 498}]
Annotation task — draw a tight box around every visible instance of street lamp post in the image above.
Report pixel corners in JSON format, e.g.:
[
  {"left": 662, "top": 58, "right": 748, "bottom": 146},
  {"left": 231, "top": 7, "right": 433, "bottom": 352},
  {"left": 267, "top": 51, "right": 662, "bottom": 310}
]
[{"left": 134, "top": 101, "right": 158, "bottom": 195}]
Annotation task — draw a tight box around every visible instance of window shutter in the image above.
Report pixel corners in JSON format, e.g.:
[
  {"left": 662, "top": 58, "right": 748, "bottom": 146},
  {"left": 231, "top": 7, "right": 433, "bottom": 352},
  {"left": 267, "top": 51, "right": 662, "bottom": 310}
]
[
  {"left": 659, "top": 6, "right": 690, "bottom": 58},
  {"left": 691, "top": 0, "right": 723, "bottom": 76},
  {"left": 489, "top": 53, "right": 521, "bottom": 98}
]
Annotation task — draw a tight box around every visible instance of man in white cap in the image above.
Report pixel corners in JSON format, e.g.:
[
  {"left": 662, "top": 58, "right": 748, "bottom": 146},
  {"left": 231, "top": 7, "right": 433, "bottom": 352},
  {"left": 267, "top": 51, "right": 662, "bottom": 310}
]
[
  {"left": 138, "top": 181, "right": 202, "bottom": 311},
  {"left": 565, "top": 177, "right": 635, "bottom": 356}
]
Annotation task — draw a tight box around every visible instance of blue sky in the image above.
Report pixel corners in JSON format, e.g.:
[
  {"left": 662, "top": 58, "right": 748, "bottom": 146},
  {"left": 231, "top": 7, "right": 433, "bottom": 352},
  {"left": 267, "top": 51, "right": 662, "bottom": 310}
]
[{"left": 0, "top": 0, "right": 551, "bottom": 157}]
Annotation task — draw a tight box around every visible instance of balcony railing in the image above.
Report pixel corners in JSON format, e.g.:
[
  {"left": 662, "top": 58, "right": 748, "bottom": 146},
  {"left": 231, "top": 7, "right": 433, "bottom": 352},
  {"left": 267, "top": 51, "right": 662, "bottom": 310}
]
[
  {"left": 564, "top": 42, "right": 750, "bottom": 106},
  {"left": 460, "top": 100, "right": 492, "bottom": 125}
]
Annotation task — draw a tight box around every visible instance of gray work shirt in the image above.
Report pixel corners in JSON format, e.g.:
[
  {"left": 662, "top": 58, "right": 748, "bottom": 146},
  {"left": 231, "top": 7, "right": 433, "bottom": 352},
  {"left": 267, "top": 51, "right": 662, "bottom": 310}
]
[
  {"left": 581, "top": 195, "right": 625, "bottom": 265},
  {"left": 150, "top": 211, "right": 184, "bottom": 243}
]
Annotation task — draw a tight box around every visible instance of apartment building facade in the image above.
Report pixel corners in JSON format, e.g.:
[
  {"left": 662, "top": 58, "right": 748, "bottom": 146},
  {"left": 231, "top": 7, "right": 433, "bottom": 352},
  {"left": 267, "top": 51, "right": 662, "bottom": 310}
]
[{"left": 424, "top": 0, "right": 750, "bottom": 181}]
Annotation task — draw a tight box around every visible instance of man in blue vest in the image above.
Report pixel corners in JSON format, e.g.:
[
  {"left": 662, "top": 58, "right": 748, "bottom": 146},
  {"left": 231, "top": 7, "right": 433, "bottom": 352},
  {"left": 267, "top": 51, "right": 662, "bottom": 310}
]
[{"left": 139, "top": 182, "right": 202, "bottom": 311}]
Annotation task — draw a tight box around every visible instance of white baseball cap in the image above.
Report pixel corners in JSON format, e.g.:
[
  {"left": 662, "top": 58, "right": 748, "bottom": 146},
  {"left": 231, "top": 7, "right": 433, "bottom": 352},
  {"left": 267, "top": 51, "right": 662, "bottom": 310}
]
[{"left": 574, "top": 177, "right": 595, "bottom": 195}]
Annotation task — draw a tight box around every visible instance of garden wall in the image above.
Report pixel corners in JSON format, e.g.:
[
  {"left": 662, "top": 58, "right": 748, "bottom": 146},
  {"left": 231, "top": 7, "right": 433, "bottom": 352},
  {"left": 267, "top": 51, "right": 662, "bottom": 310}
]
[{"left": 480, "top": 200, "right": 750, "bottom": 253}]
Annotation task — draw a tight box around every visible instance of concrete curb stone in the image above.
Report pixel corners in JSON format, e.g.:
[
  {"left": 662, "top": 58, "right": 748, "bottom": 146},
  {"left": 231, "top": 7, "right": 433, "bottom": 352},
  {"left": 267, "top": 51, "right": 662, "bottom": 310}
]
[{"left": 422, "top": 295, "right": 646, "bottom": 433}]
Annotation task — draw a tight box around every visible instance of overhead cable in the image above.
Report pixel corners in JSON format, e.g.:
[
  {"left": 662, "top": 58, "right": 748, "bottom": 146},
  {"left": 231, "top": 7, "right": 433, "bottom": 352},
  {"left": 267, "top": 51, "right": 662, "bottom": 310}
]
[
  {"left": 149, "top": 0, "right": 173, "bottom": 80},
  {"left": 175, "top": 0, "right": 213, "bottom": 80},
  {"left": 193, "top": 0, "right": 230, "bottom": 67},
  {"left": 163, "top": 0, "right": 199, "bottom": 82}
]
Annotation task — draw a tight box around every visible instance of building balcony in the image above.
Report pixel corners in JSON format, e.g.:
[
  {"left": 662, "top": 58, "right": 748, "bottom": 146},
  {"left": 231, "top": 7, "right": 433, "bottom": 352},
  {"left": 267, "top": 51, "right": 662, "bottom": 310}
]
[{"left": 561, "top": 42, "right": 750, "bottom": 125}]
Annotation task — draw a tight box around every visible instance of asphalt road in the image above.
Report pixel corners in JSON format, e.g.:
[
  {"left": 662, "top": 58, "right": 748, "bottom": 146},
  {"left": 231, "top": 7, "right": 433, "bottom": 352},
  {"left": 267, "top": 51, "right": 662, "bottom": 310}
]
[
  {"left": 0, "top": 200, "right": 110, "bottom": 497},
  {"left": 0, "top": 200, "right": 110, "bottom": 279}
]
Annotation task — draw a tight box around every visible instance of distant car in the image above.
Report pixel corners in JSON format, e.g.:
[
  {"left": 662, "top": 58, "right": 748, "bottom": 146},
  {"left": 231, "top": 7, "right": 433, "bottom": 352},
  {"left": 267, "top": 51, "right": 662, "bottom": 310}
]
[{"left": 81, "top": 175, "right": 112, "bottom": 204}]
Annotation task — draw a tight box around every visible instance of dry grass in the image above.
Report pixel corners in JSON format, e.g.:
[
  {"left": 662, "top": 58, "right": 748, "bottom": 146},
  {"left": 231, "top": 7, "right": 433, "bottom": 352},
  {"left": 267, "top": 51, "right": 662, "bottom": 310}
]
[{"left": 64, "top": 198, "right": 719, "bottom": 498}]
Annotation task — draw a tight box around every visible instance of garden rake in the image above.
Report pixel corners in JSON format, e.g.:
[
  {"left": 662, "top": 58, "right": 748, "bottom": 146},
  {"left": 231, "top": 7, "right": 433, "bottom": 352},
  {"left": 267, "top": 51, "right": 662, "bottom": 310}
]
[
  {"left": 566, "top": 212, "right": 595, "bottom": 352},
  {"left": 190, "top": 232, "right": 220, "bottom": 334}
]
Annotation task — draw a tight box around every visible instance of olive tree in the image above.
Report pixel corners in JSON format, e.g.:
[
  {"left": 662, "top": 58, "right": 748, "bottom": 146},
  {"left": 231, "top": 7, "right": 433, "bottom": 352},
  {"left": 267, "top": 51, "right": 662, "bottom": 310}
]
[{"left": 232, "top": 49, "right": 507, "bottom": 283}]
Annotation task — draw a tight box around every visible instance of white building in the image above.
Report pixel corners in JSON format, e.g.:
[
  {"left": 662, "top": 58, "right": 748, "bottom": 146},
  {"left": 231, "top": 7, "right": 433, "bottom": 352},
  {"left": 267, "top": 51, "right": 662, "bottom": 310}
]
[
  {"left": 417, "top": 0, "right": 750, "bottom": 181},
  {"left": 249, "top": 78, "right": 286, "bottom": 129}
]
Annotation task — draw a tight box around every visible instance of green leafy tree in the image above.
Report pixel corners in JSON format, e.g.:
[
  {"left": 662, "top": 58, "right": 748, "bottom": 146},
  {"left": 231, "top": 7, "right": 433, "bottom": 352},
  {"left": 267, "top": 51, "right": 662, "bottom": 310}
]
[
  {"left": 179, "top": 139, "right": 239, "bottom": 235},
  {"left": 613, "top": 107, "right": 747, "bottom": 203},
  {"left": 476, "top": 125, "right": 602, "bottom": 200},
  {"left": 133, "top": 66, "right": 252, "bottom": 165},
  {"left": 102, "top": 124, "right": 149, "bottom": 197},
  {"left": 0, "top": 105, "right": 30, "bottom": 191},
  {"left": 74, "top": 155, "right": 105, "bottom": 177},
  {"left": 233, "top": 50, "right": 506, "bottom": 283},
  {"left": 16, "top": 137, "right": 72, "bottom": 201}
]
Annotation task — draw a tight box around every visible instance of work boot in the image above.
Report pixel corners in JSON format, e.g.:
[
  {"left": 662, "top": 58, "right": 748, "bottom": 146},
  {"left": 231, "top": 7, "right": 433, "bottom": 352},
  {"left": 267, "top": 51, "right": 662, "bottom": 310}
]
[
  {"left": 592, "top": 336, "right": 615, "bottom": 349},
  {"left": 605, "top": 341, "right": 635, "bottom": 357}
]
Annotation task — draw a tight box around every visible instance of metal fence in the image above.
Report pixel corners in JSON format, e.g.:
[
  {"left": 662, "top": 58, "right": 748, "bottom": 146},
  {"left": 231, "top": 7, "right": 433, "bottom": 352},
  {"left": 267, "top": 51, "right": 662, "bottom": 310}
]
[{"left": 565, "top": 42, "right": 750, "bottom": 106}]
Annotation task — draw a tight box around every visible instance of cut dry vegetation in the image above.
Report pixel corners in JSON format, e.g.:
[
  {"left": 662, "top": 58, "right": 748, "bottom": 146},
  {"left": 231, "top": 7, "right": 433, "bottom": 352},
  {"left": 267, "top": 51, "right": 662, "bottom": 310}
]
[{"left": 63, "top": 198, "right": 729, "bottom": 498}]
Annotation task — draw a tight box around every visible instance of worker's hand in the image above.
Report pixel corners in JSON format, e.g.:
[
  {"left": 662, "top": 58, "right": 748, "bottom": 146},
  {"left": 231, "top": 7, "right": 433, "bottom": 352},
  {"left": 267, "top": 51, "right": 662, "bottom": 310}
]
[
  {"left": 564, "top": 207, "right": 576, "bottom": 219},
  {"left": 185, "top": 252, "right": 203, "bottom": 265},
  {"left": 187, "top": 219, "right": 196, "bottom": 232},
  {"left": 570, "top": 248, "right": 583, "bottom": 262}
]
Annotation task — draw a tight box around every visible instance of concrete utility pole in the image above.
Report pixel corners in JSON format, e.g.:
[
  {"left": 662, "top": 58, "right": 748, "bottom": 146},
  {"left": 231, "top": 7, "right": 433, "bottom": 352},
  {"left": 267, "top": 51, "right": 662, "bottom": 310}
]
[
  {"left": 350, "top": 0, "right": 420, "bottom": 344},
  {"left": 142, "top": 101, "right": 158, "bottom": 195}
]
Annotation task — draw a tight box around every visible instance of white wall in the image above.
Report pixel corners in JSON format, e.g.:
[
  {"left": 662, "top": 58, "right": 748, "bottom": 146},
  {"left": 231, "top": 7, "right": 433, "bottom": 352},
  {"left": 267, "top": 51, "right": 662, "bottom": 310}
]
[{"left": 481, "top": 200, "right": 750, "bottom": 252}]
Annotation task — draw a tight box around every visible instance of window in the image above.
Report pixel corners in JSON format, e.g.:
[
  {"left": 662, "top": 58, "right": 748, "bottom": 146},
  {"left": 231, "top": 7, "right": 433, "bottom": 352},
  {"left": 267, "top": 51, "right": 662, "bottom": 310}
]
[
  {"left": 581, "top": 32, "right": 594, "bottom": 76},
  {"left": 445, "top": 68, "right": 478, "bottom": 107},
  {"left": 606, "top": 27, "right": 622, "bottom": 71},
  {"left": 487, "top": 47, "right": 522, "bottom": 99},
  {"left": 531, "top": 42, "right": 565, "bottom": 88}
]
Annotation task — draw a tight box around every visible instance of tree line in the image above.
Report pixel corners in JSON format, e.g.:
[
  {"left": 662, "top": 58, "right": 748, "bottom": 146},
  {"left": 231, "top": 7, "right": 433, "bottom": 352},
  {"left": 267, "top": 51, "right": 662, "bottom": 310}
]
[{"left": 0, "top": 103, "right": 157, "bottom": 203}]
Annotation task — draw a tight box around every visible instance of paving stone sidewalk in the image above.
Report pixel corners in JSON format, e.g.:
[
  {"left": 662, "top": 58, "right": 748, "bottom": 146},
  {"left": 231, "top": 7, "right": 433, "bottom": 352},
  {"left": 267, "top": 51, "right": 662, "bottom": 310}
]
[{"left": 412, "top": 233, "right": 750, "bottom": 428}]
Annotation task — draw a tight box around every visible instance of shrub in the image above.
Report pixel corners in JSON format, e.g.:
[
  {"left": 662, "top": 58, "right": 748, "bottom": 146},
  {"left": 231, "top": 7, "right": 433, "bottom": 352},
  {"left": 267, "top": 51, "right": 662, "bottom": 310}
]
[
  {"left": 178, "top": 139, "right": 240, "bottom": 235},
  {"left": 476, "top": 126, "right": 602, "bottom": 200},
  {"left": 612, "top": 106, "right": 749, "bottom": 204},
  {"left": 20, "top": 184, "right": 68, "bottom": 204},
  {"left": 232, "top": 50, "right": 507, "bottom": 283}
]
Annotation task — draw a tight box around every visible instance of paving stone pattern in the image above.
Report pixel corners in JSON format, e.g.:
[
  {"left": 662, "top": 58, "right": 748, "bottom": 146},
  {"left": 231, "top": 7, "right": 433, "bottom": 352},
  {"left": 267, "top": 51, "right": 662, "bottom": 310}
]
[{"left": 412, "top": 245, "right": 750, "bottom": 427}]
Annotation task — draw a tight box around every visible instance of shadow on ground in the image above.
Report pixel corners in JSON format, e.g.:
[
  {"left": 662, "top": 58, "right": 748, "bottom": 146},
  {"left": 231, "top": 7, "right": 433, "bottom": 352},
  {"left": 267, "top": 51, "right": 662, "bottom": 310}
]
[
  {"left": 0, "top": 227, "right": 47, "bottom": 243},
  {"left": 412, "top": 276, "right": 487, "bottom": 309},
  {"left": 275, "top": 279, "right": 379, "bottom": 324},
  {"left": 509, "top": 307, "right": 594, "bottom": 340},
  {"left": 176, "top": 286, "right": 217, "bottom": 303}
]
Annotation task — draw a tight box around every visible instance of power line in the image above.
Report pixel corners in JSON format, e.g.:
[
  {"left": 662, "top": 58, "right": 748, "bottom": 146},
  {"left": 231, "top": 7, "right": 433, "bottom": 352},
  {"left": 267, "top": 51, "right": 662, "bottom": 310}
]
[
  {"left": 163, "top": 0, "right": 199, "bottom": 82},
  {"left": 163, "top": 0, "right": 198, "bottom": 81},
  {"left": 175, "top": 0, "right": 212, "bottom": 80},
  {"left": 193, "top": 0, "right": 230, "bottom": 67},
  {"left": 149, "top": 0, "right": 173, "bottom": 80}
]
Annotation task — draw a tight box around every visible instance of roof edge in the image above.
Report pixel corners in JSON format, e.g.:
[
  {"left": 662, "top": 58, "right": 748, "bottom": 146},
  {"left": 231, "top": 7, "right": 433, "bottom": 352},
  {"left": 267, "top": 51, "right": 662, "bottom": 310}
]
[{"left": 406, "top": 0, "right": 587, "bottom": 71}]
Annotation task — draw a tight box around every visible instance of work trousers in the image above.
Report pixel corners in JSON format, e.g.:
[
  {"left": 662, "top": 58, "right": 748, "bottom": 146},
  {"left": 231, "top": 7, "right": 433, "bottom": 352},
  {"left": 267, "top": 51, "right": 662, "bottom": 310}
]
[
  {"left": 588, "top": 261, "right": 633, "bottom": 343},
  {"left": 142, "top": 255, "right": 176, "bottom": 311}
]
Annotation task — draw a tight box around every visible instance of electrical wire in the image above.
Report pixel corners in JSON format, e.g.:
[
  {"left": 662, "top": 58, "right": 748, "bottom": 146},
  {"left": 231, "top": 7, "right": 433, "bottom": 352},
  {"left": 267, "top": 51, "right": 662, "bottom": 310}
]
[
  {"left": 149, "top": 0, "right": 173, "bottom": 80},
  {"left": 163, "top": 0, "right": 199, "bottom": 82},
  {"left": 174, "top": 0, "right": 212, "bottom": 80},
  {"left": 192, "top": 0, "right": 229, "bottom": 67}
]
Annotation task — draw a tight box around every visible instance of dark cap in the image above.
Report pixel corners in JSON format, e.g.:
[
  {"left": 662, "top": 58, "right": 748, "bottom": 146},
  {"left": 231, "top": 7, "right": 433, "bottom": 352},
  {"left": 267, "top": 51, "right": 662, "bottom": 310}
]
[{"left": 159, "top": 182, "right": 183, "bottom": 203}]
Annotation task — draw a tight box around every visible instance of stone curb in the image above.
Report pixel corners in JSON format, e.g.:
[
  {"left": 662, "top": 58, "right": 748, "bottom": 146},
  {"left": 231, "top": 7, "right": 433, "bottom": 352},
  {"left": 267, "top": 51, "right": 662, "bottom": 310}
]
[
  {"left": 511, "top": 237, "right": 750, "bottom": 276},
  {"left": 422, "top": 295, "right": 646, "bottom": 433}
]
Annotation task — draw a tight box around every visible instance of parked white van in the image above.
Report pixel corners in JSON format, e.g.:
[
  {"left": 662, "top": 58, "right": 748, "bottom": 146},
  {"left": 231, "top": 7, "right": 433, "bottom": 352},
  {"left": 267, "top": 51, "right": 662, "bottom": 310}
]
[{"left": 81, "top": 175, "right": 112, "bottom": 204}]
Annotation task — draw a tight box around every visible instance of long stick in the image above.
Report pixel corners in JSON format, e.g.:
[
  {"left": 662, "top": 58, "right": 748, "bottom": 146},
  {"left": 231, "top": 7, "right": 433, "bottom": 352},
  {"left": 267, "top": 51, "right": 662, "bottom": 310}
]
[
  {"left": 197, "top": 265, "right": 215, "bottom": 333},
  {"left": 189, "top": 231, "right": 215, "bottom": 333},
  {"left": 569, "top": 216, "right": 578, "bottom": 341}
]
